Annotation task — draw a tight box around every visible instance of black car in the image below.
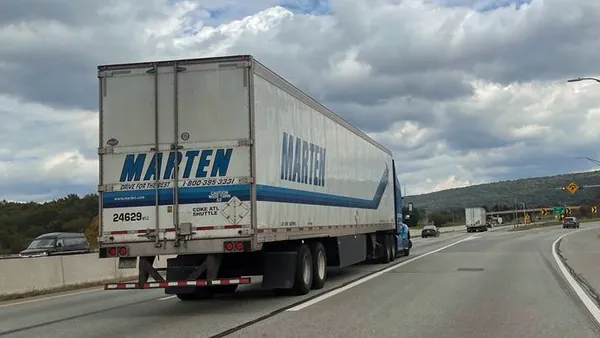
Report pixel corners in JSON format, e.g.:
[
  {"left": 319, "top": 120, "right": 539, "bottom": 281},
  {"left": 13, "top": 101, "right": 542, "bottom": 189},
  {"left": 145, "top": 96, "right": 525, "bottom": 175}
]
[
  {"left": 421, "top": 225, "right": 440, "bottom": 238},
  {"left": 20, "top": 232, "right": 90, "bottom": 257},
  {"left": 562, "top": 217, "right": 580, "bottom": 229}
]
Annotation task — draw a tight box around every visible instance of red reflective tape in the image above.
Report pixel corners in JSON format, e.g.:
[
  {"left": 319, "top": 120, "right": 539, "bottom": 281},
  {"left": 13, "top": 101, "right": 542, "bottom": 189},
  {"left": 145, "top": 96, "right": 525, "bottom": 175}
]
[
  {"left": 196, "top": 226, "right": 214, "bottom": 231},
  {"left": 224, "top": 224, "right": 241, "bottom": 229},
  {"left": 105, "top": 278, "right": 250, "bottom": 290},
  {"left": 164, "top": 228, "right": 176, "bottom": 232},
  {"left": 110, "top": 231, "right": 128, "bottom": 235}
]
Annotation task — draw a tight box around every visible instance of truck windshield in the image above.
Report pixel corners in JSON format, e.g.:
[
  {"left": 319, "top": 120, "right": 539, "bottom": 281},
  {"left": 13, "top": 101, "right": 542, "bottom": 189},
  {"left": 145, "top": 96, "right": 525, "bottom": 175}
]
[{"left": 27, "top": 239, "right": 56, "bottom": 249}]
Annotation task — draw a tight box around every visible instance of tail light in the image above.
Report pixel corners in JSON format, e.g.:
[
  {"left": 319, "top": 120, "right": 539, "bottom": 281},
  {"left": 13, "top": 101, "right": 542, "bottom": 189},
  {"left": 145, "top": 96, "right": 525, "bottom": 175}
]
[
  {"left": 105, "top": 246, "right": 128, "bottom": 257},
  {"left": 223, "top": 241, "right": 247, "bottom": 252},
  {"left": 107, "top": 247, "right": 117, "bottom": 257}
]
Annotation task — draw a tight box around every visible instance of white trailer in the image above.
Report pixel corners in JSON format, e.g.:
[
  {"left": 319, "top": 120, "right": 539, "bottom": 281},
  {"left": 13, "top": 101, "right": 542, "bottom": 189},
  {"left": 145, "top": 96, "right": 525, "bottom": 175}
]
[
  {"left": 465, "top": 207, "right": 487, "bottom": 232},
  {"left": 97, "top": 55, "right": 411, "bottom": 300}
]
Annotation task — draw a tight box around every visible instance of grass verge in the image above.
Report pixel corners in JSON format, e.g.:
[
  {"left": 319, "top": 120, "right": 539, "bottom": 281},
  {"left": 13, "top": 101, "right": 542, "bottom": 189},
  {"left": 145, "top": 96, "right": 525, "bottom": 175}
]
[{"left": 0, "top": 277, "right": 135, "bottom": 302}]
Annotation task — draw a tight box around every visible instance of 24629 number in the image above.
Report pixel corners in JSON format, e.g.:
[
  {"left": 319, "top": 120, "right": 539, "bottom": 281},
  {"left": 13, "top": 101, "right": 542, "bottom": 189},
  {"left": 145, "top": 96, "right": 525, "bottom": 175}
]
[{"left": 113, "top": 212, "right": 145, "bottom": 222}]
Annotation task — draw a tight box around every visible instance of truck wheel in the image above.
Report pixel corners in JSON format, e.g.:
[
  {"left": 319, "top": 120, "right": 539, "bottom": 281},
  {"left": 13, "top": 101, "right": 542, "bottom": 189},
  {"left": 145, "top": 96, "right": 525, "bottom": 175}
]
[
  {"left": 292, "top": 244, "right": 313, "bottom": 295},
  {"left": 309, "top": 242, "right": 327, "bottom": 290}
]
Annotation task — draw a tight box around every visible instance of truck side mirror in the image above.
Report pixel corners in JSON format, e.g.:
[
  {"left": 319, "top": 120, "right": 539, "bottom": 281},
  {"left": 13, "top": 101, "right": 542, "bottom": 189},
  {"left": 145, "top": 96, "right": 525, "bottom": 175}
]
[{"left": 408, "top": 202, "right": 413, "bottom": 212}]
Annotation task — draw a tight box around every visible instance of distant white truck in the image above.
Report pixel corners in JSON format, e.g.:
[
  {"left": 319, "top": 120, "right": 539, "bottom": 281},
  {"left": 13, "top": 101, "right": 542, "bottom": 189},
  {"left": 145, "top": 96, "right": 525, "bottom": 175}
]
[{"left": 465, "top": 207, "right": 487, "bottom": 232}]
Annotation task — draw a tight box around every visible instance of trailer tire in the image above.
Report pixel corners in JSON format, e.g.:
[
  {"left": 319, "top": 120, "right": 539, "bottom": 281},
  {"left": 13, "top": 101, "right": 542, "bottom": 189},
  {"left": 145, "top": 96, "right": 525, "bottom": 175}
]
[
  {"left": 292, "top": 244, "right": 313, "bottom": 295},
  {"left": 176, "top": 288, "right": 215, "bottom": 301},
  {"left": 309, "top": 242, "right": 327, "bottom": 290},
  {"left": 389, "top": 234, "right": 396, "bottom": 262},
  {"left": 380, "top": 235, "right": 392, "bottom": 264},
  {"left": 212, "top": 285, "right": 238, "bottom": 294}
]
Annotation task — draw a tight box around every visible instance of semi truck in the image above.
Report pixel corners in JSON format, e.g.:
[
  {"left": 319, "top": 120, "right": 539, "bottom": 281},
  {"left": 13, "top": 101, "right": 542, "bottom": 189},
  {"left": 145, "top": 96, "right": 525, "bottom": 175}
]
[
  {"left": 97, "top": 55, "right": 412, "bottom": 300},
  {"left": 465, "top": 207, "right": 487, "bottom": 232}
]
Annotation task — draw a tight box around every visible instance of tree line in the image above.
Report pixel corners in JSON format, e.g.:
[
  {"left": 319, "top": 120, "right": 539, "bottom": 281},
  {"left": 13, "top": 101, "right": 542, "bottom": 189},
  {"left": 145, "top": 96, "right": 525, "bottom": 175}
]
[{"left": 1, "top": 193, "right": 597, "bottom": 254}]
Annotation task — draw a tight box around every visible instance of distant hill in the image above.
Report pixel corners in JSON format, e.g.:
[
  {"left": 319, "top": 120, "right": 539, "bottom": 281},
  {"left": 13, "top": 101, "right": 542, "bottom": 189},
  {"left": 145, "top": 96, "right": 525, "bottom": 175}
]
[{"left": 405, "top": 170, "right": 600, "bottom": 212}]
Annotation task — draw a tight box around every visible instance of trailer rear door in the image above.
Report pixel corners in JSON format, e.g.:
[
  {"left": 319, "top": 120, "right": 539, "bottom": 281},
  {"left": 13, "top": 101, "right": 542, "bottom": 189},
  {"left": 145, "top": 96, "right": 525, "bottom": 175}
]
[{"left": 98, "top": 58, "right": 254, "bottom": 245}]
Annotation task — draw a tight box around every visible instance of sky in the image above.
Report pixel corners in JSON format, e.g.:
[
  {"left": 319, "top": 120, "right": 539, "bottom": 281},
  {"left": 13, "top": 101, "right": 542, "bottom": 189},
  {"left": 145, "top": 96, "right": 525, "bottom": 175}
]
[{"left": 1, "top": 0, "right": 600, "bottom": 202}]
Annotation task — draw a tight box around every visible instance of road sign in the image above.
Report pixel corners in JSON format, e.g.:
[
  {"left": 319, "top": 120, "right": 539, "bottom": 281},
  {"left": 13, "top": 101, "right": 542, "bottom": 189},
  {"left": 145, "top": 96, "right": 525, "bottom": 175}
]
[
  {"left": 540, "top": 209, "right": 548, "bottom": 216},
  {"left": 566, "top": 207, "right": 572, "bottom": 214},
  {"left": 524, "top": 214, "right": 530, "bottom": 224},
  {"left": 592, "top": 206, "right": 598, "bottom": 213},
  {"left": 566, "top": 182, "right": 579, "bottom": 194},
  {"left": 552, "top": 207, "right": 565, "bottom": 214}
]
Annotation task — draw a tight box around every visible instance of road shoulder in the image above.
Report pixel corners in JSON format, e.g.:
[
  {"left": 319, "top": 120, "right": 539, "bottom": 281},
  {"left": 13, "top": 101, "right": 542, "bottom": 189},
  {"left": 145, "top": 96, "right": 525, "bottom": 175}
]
[{"left": 555, "top": 225, "right": 600, "bottom": 323}]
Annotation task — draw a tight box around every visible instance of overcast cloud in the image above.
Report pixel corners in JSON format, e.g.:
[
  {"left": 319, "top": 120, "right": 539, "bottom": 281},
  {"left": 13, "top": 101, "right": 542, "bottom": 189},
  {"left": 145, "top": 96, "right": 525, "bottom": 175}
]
[{"left": 0, "top": 0, "right": 600, "bottom": 201}]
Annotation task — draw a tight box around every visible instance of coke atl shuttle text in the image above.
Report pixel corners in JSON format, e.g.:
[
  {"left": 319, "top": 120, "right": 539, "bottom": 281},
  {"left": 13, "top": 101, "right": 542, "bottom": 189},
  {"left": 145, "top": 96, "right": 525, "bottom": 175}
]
[{"left": 97, "top": 55, "right": 412, "bottom": 300}]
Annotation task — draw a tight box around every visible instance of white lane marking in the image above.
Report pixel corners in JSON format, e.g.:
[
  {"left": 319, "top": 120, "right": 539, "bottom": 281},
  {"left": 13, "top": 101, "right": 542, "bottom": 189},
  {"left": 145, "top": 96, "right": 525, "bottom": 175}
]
[
  {"left": 0, "top": 287, "right": 103, "bottom": 309},
  {"left": 158, "top": 295, "right": 177, "bottom": 301},
  {"left": 287, "top": 234, "right": 477, "bottom": 311},
  {"left": 552, "top": 227, "right": 600, "bottom": 324}
]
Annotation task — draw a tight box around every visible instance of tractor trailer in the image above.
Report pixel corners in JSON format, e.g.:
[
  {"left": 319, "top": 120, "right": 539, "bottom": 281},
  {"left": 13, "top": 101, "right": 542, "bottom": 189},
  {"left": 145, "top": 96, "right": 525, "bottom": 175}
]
[
  {"left": 465, "top": 207, "right": 487, "bottom": 232},
  {"left": 97, "top": 55, "right": 411, "bottom": 300}
]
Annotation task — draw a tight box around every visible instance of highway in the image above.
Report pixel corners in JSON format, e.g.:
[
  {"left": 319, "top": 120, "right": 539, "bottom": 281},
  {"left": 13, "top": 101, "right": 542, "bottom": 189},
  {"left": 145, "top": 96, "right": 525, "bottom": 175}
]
[{"left": 1, "top": 225, "right": 600, "bottom": 338}]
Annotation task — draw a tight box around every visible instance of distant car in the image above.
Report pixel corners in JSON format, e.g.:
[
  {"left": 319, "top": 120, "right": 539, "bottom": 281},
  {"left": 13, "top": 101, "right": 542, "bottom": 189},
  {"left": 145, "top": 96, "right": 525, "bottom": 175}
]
[
  {"left": 19, "top": 232, "right": 90, "bottom": 257},
  {"left": 562, "top": 217, "right": 580, "bottom": 229},
  {"left": 421, "top": 225, "right": 440, "bottom": 238}
]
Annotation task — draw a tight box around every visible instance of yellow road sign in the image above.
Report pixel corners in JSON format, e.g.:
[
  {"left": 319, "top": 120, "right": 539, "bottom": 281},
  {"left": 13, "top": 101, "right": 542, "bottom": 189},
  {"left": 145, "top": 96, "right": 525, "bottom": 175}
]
[
  {"left": 592, "top": 206, "right": 597, "bottom": 213},
  {"left": 540, "top": 208, "right": 548, "bottom": 215},
  {"left": 524, "top": 214, "right": 530, "bottom": 224},
  {"left": 566, "top": 207, "right": 572, "bottom": 214},
  {"left": 566, "top": 182, "right": 579, "bottom": 194}
]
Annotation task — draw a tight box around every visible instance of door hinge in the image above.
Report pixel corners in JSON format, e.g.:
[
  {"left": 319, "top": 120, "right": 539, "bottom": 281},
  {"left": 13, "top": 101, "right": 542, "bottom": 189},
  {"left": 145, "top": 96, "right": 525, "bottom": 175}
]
[
  {"left": 238, "top": 139, "right": 254, "bottom": 147},
  {"left": 239, "top": 176, "right": 254, "bottom": 184},
  {"left": 98, "top": 146, "right": 114, "bottom": 155},
  {"left": 236, "top": 61, "right": 251, "bottom": 68},
  {"left": 98, "top": 184, "right": 115, "bottom": 192}
]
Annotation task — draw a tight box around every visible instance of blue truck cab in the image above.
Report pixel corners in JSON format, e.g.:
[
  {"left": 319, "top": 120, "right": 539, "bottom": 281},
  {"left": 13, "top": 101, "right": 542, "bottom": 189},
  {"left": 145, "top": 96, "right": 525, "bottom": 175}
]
[{"left": 392, "top": 160, "right": 412, "bottom": 257}]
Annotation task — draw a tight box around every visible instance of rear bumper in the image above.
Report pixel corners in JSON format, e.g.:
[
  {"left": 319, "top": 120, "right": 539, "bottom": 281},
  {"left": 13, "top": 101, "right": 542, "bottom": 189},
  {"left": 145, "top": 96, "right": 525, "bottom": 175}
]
[
  {"left": 105, "top": 277, "right": 251, "bottom": 290},
  {"left": 99, "top": 237, "right": 256, "bottom": 257}
]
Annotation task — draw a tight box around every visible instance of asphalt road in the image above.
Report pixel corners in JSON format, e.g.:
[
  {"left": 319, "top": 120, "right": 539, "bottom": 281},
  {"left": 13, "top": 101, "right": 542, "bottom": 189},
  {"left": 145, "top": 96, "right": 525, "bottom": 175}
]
[{"left": 1, "top": 225, "right": 599, "bottom": 338}]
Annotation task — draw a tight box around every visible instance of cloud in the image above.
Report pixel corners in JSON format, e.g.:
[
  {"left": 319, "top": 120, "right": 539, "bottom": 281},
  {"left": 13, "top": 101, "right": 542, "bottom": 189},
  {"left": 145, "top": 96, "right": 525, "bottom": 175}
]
[{"left": 1, "top": 0, "right": 600, "bottom": 202}]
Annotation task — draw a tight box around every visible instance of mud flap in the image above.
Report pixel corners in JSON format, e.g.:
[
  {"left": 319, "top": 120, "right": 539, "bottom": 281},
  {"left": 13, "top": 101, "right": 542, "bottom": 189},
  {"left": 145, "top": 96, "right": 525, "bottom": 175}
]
[
  {"left": 164, "top": 254, "right": 221, "bottom": 295},
  {"left": 262, "top": 252, "right": 296, "bottom": 289}
]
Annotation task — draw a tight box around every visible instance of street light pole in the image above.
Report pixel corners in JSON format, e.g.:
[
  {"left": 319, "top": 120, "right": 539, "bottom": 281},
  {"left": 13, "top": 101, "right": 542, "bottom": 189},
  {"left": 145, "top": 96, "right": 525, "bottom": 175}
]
[
  {"left": 575, "top": 156, "right": 600, "bottom": 166},
  {"left": 513, "top": 198, "right": 517, "bottom": 228},
  {"left": 567, "top": 77, "right": 600, "bottom": 84}
]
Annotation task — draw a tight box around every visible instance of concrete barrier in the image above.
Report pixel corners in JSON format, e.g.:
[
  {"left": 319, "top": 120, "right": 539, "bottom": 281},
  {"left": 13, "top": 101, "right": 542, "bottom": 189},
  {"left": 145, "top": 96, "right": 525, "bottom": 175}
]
[{"left": 0, "top": 254, "right": 172, "bottom": 297}]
